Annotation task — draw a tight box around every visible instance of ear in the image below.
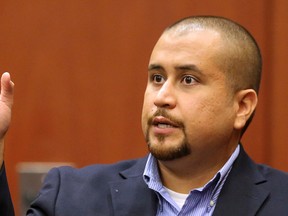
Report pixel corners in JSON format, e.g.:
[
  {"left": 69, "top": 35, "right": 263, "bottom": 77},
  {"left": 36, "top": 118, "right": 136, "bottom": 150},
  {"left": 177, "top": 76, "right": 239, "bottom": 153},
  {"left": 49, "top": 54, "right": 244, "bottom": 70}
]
[{"left": 234, "top": 89, "right": 258, "bottom": 130}]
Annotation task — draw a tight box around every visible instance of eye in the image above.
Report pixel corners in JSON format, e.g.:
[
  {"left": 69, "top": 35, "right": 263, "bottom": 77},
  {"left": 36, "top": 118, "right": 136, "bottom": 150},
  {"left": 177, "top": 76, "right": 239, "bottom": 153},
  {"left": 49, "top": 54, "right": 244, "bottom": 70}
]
[
  {"left": 182, "top": 75, "right": 197, "bottom": 85},
  {"left": 152, "top": 74, "right": 165, "bottom": 84}
]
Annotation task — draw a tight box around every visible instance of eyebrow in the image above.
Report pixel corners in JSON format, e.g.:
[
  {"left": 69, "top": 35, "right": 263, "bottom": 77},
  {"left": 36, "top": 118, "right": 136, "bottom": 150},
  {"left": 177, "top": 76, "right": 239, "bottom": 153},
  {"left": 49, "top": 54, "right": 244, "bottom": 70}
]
[
  {"left": 175, "top": 64, "right": 203, "bottom": 74},
  {"left": 148, "top": 64, "right": 164, "bottom": 71},
  {"left": 148, "top": 63, "right": 203, "bottom": 75}
]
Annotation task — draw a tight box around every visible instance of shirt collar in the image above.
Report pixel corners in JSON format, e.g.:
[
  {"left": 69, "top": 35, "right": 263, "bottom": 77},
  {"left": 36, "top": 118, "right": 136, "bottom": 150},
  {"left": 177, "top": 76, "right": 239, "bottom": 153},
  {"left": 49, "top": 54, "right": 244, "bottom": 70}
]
[{"left": 143, "top": 145, "right": 240, "bottom": 192}]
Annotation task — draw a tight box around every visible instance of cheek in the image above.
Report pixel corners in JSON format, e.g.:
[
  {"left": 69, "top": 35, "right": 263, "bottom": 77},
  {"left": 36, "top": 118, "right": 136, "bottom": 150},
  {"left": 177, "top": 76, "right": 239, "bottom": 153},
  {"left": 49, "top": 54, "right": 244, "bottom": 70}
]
[
  {"left": 195, "top": 99, "right": 235, "bottom": 134},
  {"left": 180, "top": 95, "right": 213, "bottom": 120},
  {"left": 141, "top": 91, "right": 154, "bottom": 132},
  {"left": 194, "top": 92, "right": 232, "bottom": 116},
  {"left": 181, "top": 96, "right": 231, "bottom": 131},
  {"left": 142, "top": 89, "right": 157, "bottom": 113}
]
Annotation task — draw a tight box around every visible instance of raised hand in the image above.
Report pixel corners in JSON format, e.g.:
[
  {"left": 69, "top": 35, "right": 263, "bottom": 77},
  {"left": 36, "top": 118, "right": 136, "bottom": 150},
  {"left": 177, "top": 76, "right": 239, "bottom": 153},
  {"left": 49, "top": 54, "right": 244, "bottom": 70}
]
[{"left": 0, "top": 72, "right": 14, "bottom": 167}]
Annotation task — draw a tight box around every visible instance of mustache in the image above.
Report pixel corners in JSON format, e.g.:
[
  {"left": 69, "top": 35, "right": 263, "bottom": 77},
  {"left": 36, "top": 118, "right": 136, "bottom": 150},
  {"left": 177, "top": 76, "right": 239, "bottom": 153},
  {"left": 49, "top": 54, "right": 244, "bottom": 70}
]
[{"left": 147, "top": 109, "right": 184, "bottom": 128}]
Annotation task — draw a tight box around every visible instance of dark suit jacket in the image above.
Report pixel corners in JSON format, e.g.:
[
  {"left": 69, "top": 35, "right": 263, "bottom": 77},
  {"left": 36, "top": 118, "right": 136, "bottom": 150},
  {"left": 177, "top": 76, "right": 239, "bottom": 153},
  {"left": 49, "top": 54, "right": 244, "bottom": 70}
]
[
  {"left": 0, "top": 165, "right": 14, "bottom": 216},
  {"left": 1, "top": 146, "right": 288, "bottom": 216}
]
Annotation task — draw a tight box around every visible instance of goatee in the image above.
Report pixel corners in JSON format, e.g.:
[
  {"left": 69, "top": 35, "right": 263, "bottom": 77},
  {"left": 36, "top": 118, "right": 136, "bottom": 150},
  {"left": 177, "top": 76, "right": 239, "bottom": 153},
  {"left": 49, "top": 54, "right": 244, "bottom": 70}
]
[{"left": 145, "top": 109, "right": 190, "bottom": 161}]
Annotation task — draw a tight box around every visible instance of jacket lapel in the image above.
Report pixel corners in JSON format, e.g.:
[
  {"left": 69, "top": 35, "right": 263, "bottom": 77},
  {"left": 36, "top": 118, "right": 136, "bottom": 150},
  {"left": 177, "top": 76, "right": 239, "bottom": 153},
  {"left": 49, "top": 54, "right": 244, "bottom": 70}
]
[
  {"left": 108, "top": 146, "right": 271, "bottom": 216},
  {"left": 109, "top": 158, "right": 158, "bottom": 216},
  {"left": 213, "top": 146, "right": 270, "bottom": 216}
]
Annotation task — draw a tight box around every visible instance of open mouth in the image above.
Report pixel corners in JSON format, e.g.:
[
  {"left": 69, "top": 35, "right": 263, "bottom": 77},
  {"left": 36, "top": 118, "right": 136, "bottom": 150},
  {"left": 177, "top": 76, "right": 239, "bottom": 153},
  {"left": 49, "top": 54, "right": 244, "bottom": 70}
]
[
  {"left": 152, "top": 116, "right": 179, "bottom": 128},
  {"left": 157, "top": 123, "right": 174, "bottom": 128}
]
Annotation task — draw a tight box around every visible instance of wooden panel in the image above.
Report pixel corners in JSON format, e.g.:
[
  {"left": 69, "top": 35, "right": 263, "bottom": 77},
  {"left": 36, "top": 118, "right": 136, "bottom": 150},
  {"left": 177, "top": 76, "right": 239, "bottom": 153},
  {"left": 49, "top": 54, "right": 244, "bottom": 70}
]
[{"left": 269, "top": 0, "right": 288, "bottom": 170}]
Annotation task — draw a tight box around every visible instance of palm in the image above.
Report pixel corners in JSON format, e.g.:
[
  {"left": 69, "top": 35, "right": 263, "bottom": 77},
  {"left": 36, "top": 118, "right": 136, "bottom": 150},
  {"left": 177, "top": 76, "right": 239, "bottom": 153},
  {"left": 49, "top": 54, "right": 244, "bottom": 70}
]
[{"left": 0, "top": 98, "right": 12, "bottom": 138}]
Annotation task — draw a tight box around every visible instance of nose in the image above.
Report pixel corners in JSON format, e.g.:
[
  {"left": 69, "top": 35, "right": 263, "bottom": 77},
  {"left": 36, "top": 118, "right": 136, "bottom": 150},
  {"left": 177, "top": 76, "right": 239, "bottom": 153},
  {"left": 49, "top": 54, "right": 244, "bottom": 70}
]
[{"left": 154, "top": 81, "right": 176, "bottom": 109}]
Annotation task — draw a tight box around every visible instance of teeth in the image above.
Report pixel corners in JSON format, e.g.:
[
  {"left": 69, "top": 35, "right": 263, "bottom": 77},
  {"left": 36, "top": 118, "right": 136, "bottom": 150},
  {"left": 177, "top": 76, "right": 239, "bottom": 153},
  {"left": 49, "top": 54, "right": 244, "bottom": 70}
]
[{"left": 158, "top": 123, "right": 173, "bottom": 128}]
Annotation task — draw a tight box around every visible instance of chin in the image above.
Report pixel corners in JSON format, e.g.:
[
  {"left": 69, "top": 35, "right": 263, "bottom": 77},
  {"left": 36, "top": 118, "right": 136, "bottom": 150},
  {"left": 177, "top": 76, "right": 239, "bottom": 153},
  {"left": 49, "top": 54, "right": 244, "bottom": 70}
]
[{"left": 148, "top": 141, "right": 190, "bottom": 161}]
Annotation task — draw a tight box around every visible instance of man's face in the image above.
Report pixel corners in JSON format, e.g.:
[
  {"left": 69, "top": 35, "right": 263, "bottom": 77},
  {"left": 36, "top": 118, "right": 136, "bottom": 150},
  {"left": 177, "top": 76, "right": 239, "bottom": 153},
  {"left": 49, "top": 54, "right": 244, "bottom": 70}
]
[{"left": 141, "top": 29, "right": 238, "bottom": 161}]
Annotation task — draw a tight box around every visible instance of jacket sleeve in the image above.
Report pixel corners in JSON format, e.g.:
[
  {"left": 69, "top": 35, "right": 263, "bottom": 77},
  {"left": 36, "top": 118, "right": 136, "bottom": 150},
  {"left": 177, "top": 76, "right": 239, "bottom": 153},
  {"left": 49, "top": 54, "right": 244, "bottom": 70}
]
[
  {"left": 27, "top": 168, "right": 61, "bottom": 216},
  {"left": 0, "top": 163, "right": 15, "bottom": 216}
]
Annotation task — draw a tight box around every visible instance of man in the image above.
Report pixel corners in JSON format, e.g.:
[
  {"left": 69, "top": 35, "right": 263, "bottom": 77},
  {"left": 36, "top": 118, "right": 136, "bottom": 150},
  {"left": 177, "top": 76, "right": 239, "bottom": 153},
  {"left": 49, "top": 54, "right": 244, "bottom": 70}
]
[{"left": 1, "top": 16, "right": 288, "bottom": 216}]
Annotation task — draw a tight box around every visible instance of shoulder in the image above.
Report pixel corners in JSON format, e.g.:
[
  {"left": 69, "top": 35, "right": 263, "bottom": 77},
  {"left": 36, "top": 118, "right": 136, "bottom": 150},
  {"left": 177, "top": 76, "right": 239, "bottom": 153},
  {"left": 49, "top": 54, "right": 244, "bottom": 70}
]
[
  {"left": 214, "top": 147, "right": 288, "bottom": 215},
  {"left": 234, "top": 146, "right": 288, "bottom": 187},
  {"left": 28, "top": 157, "right": 149, "bottom": 214},
  {"left": 231, "top": 146, "right": 288, "bottom": 201},
  {"left": 48, "top": 156, "right": 148, "bottom": 183},
  {"left": 256, "top": 163, "right": 288, "bottom": 187}
]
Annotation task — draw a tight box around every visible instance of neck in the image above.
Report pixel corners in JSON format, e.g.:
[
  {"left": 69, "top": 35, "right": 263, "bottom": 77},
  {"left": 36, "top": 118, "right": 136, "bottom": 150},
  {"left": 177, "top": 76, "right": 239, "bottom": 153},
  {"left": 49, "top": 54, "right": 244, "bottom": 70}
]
[{"left": 157, "top": 144, "right": 237, "bottom": 193}]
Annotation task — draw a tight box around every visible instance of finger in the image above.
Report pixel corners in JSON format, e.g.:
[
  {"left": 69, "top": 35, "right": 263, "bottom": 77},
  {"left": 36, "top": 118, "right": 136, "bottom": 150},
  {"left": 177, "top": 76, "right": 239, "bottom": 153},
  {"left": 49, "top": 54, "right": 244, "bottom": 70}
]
[{"left": 0, "top": 72, "right": 14, "bottom": 108}]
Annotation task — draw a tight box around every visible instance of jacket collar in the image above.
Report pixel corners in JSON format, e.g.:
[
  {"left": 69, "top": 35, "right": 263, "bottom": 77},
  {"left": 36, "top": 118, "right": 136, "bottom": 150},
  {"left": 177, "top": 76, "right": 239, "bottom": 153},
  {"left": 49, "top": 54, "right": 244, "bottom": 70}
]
[
  {"left": 212, "top": 145, "right": 270, "bottom": 216},
  {"left": 109, "top": 145, "right": 270, "bottom": 216},
  {"left": 109, "top": 157, "right": 158, "bottom": 216}
]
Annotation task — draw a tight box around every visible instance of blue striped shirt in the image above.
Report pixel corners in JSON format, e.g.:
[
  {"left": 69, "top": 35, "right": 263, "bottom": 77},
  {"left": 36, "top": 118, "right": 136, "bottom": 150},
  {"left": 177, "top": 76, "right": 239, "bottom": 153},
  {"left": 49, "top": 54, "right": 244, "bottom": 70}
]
[{"left": 143, "top": 145, "right": 240, "bottom": 216}]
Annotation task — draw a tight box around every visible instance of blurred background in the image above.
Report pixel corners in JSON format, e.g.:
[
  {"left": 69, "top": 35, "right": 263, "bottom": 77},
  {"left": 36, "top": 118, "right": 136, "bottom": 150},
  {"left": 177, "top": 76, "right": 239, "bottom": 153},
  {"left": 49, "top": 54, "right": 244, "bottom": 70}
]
[{"left": 0, "top": 0, "right": 287, "bottom": 215}]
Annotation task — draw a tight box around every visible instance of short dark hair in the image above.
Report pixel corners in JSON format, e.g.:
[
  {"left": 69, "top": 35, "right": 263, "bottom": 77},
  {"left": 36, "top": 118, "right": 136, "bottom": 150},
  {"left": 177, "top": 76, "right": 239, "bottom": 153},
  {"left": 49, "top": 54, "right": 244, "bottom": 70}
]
[{"left": 165, "top": 15, "right": 262, "bottom": 94}]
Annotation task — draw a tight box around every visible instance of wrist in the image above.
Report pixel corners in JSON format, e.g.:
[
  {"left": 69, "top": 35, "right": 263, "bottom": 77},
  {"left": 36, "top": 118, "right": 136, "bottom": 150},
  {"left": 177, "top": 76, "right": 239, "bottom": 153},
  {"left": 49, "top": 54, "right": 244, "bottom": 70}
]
[{"left": 0, "top": 139, "right": 4, "bottom": 167}]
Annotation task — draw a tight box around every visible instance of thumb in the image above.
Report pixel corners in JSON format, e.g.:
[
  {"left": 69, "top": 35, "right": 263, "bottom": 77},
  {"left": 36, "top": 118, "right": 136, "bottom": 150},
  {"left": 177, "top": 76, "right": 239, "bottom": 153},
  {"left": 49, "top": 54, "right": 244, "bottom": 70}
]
[{"left": 0, "top": 72, "right": 14, "bottom": 108}]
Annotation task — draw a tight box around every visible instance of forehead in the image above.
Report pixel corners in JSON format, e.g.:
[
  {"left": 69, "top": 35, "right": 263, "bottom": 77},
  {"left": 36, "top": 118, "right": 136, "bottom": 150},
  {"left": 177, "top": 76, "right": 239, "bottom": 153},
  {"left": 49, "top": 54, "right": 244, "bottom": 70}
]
[{"left": 149, "top": 29, "right": 224, "bottom": 66}]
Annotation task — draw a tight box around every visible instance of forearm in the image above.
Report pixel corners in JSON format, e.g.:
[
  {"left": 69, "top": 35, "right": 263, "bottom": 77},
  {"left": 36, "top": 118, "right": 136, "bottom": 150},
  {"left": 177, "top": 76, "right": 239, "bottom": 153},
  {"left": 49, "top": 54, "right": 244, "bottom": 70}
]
[
  {"left": 0, "top": 137, "right": 14, "bottom": 216},
  {"left": 0, "top": 139, "right": 4, "bottom": 168},
  {"left": 0, "top": 162, "right": 15, "bottom": 216}
]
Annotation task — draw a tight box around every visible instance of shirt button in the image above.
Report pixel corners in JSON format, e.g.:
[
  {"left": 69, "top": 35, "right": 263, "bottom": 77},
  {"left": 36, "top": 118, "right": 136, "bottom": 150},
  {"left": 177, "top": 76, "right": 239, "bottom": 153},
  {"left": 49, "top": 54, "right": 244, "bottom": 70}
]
[{"left": 209, "top": 200, "right": 215, "bottom": 207}]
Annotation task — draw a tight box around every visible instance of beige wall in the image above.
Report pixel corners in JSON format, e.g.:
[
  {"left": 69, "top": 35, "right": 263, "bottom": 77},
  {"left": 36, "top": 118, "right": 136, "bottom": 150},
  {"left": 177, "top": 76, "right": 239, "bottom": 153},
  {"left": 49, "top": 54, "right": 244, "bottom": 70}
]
[{"left": 0, "top": 0, "right": 287, "bottom": 214}]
